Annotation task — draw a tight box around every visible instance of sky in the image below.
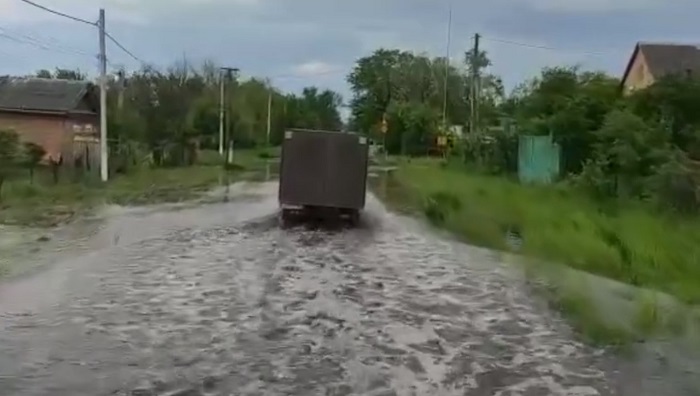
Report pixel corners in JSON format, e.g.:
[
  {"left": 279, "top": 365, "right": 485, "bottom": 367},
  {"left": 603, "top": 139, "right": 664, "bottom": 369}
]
[{"left": 1, "top": 0, "right": 699, "bottom": 106}]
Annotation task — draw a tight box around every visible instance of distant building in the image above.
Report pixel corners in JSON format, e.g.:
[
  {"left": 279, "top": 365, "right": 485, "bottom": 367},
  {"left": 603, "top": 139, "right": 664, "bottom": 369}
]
[
  {"left": 0, "top": 77, "right": 100, "bottom": 167},
  {"left": 621, "top": 42, "right": 700, "bottom": 95}
]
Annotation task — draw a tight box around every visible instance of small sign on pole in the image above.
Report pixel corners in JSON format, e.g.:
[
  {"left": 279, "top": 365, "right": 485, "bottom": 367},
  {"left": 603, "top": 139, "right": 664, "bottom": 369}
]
[{"left": 381, "top": 114, "right": 388, "bottom": 134}]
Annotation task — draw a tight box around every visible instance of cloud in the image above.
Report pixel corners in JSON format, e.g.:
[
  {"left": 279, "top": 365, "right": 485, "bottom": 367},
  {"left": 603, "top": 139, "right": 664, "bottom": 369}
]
[
  {"left": 516, "top": 0, "right": 667, "bottom": 12},
  {"left": 290, "top": 61, "right": 343, "bottom": 77},
  {"left": 0, "top": 0, "right": 697, "bottom": 99}
]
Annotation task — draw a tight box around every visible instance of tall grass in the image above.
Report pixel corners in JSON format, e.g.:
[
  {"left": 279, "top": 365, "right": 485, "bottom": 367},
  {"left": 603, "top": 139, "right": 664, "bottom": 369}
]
[
  {"left": 392, "top": 158, "right": 700, "bottom": 305},
  {"left": 373, "top": 158, "right": 700, "bottom": 345},
  {"left": 0, "top": 148, "right": 274, "bottom": 227}
]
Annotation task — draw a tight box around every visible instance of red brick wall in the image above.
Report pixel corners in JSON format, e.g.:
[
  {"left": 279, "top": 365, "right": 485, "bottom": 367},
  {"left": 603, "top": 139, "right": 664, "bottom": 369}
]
[{"left": 0, "top": 112, "right": 99, "bottom": 164}]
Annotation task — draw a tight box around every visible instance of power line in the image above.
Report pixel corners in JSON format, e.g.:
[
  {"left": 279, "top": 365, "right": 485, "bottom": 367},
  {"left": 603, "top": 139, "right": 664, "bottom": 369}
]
[
  {"left": 480, "top": 35, "right": 613, "bottom": 57},
  {"left": 0, "top": 30, "right": 94, "bottom": 58},
  {"left": 16, "top": 1, "right": 146, "bottom": 66},
  {"left": 105, "top": 32, "right": 145, "bottom": 65},
  {"left": 17, "top": 0, "right": 96, "bottom": 26},
  {"left": 0, "top": 26, "right": 92, "bottom": 56}
]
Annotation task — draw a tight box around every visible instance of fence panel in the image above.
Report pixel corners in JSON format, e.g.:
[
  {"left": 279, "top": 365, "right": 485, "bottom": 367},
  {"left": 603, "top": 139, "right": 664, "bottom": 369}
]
[{"left": 518, "top": 135, "right": 560, "bottom": 184}]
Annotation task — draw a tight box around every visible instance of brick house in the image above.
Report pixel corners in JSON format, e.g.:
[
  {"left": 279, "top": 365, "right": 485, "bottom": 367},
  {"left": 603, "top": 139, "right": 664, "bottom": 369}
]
[
  {"left": 0, "top": 76, "right": 100, "bottom": 168},
  {"left": 621, "top": 42, "right": 700, "bottom": 95}
]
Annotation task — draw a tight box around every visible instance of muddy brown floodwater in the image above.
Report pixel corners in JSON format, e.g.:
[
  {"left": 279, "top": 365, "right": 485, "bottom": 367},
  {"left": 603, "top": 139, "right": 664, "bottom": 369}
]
[{"left": 0, "top": 182, "right": 691, "bottom": 396}]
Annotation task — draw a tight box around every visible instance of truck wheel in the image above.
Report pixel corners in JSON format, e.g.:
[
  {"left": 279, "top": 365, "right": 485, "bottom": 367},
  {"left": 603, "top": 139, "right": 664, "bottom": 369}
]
[
  {"left": 348, "top": 210, "right": 360, "bottom": 227},
  {"left": 280, "top": 209, "right": 292, "bottom": 228}
]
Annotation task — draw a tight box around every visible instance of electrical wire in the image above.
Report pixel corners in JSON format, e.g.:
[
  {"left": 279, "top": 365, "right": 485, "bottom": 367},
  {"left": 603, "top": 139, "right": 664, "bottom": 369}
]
[
  {"left": 0, "top": 29, "right": 95, "bottom": 58},
  {"left": 480, "top": 35, "right": 615, "bottom": 57},
  {"left": 16, "top": 0, "right": 147, "bottom": 66},
  {"left": 0, "top": 26, "right": 93, "bottom": 56},
  {"left": 17, "top": 0, "right": 96, "bottom": 26},
  {"left": 105, "top": 32, "right": 145, "bottom": 65}
]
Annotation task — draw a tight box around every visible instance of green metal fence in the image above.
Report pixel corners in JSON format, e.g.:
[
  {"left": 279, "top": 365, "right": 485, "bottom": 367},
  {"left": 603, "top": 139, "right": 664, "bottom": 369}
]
[{"left": 518, "top": 135, "right": 560, "bottom": 184}]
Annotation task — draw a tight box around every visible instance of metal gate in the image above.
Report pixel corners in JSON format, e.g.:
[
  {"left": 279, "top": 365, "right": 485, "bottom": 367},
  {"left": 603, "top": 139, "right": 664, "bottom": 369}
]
[{"left": 518, "top": 135, "right": 560, "bottom": 184}]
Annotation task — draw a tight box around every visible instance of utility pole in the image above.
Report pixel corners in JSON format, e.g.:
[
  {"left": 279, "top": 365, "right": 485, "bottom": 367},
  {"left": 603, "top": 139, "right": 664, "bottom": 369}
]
[
  {"left": 469, "top": 33, "right": 480, "bottom": 135},
  {"left": 218, "top": 69, "right": 225, "bottom": 156},
  {"left": 442, "top": 3, "right": 452, "bottom": 128},
  {"left": 219, "top": 67, "right": 238, "bottom": 162},
  {"left": 98, "top": 8, "right": 108, "bottom": 182}
]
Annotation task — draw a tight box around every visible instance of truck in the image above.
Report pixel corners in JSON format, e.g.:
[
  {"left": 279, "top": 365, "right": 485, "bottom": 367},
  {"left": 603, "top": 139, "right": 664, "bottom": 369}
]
[{"left": 278, "top": 128, "right": 370, "bottom": 226}]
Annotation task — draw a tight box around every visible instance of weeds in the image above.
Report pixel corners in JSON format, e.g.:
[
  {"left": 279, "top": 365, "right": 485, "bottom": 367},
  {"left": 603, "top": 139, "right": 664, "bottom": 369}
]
[
  {"left": 380, "top": 157, "right": 700, "bottom": 345},
  {"left": 0, "top": 149, "right": 271, "bottom": 227},
  {"left": 423, "top": 191, "right": 461, "bottom": 225}
]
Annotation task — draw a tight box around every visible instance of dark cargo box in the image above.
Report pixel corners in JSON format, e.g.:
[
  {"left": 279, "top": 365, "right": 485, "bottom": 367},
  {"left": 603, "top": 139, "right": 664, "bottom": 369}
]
[{"left": 278, "top": 129, "right": 369, "bottom": 213}]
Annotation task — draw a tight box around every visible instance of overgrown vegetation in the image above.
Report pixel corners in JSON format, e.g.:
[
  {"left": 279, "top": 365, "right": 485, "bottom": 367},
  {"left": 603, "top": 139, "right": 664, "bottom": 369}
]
[{"left": 351, "top": 48, "right": 700, "bottom": 344}]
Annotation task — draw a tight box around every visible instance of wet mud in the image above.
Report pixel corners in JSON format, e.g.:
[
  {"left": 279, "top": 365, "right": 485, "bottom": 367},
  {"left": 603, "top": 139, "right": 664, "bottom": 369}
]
[{"left": 0, "top": 182, "right": 692, "bottom": 395}]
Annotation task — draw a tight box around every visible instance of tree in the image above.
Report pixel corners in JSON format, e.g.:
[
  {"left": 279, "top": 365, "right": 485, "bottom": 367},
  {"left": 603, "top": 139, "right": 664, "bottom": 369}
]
[
  {"left": 285, "top": 87, "right": 343, "bottom": 132},
  {"left": 53, "top": 68, "right": 86, "bottom": 80},
  {"left": 22, "top": 142, "right": 45, "bottom": 184},
  {"left": 35, "top": 69, "right": 52, "bottom": 78},
  {"left": 628, "top": 74, "right": 700, "bottom": 158},
  {"left": 347, "top": 48, "right": 471, "bottom": 153},
  {"left": 35, "top": 68, "right": 86, "bottom": 80},
  {"left": 98, "top": 59, "right": 343, "bottom": 166},
  {"left": 505, "top": 66, "right": 622, "bottom": 174},
  {"left": 576, "top": 109, "right": 669, "bottom": 198},
  {"left": 0, "top": 130, "right": 20, "bottom": 200}
]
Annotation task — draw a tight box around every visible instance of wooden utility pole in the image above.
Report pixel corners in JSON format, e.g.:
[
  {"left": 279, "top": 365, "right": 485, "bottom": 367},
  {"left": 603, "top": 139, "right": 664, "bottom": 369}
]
[{"left": 218, "top": 67, "right": 239, "bottom": 160}]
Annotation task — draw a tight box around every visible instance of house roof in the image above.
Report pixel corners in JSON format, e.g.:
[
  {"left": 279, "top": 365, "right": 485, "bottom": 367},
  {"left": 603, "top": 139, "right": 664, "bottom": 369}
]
[
  {"left": 0, "top": 76, "right": 96, "bottom": 114},
  {"left": 622, "top": 42, "right": 700, "bottom": 86}
]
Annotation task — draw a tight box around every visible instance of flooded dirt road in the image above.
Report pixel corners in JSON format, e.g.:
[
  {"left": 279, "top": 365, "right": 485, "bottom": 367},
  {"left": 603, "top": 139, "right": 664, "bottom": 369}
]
[{"left": 0, "top": 182, "right": 683, "bottom": 395}]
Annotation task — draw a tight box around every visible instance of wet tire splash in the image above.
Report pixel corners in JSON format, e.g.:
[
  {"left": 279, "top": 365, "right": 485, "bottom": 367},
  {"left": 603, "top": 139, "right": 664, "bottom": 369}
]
[{"left": 0, "top": 197, "right": 618, "bottom": 395}]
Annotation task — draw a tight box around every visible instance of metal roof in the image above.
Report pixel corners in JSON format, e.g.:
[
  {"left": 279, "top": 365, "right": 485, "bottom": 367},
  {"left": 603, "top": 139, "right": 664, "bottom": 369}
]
[{"left": 0, "top": 77, "right": 96, "bottom": 114}]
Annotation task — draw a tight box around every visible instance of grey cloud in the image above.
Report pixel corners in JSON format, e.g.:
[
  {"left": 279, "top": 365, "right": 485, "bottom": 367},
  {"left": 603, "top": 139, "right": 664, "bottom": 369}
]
[{"left": 1, "top": 0, "right": 697, "bottom": 97}]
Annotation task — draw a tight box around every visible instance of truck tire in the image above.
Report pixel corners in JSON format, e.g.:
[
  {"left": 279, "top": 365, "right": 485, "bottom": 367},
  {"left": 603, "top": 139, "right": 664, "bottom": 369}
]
[
  {"left": 280, "top": 209, "right": 293, "bottom": 228},
  {"left": 348, "top": 210, "right": 360, "bottom": 227}
]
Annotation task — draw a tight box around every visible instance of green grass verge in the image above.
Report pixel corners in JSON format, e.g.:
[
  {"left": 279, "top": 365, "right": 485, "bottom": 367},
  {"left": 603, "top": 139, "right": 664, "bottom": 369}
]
[
  {"left": 374, "top": 157, "right": 700, "bottom": 346},
  {"left": 0, "top": 148, "right": 276, "bottom": 227}
]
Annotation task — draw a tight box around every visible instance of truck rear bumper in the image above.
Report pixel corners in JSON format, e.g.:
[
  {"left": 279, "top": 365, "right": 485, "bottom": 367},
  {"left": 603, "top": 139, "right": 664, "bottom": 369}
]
[{"left": 279, "top": 202, "right": 364, "bottom": 211}]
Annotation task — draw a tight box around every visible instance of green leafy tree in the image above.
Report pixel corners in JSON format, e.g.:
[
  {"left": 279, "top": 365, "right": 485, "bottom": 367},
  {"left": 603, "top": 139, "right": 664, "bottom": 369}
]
[
  {"left": 35, "top": 69, "right": 52, "bottom": 78},
  {"left": 505, "top": 66, "right": 621, "bottom": 174},
  {"left": 22, "top": 142, "right": 46, "bottom": 184},
  {"left": 0, "top": 130, "right": 20, "bottom": 200},
  {"left": 35, "top": 68, "right": 86, "bottom": 80},
  {"left": 347, "top": 48, "right": 474, "bottom": 153},
  {"left": 99, "top": 59, "right": 343, "bottom": 166}
]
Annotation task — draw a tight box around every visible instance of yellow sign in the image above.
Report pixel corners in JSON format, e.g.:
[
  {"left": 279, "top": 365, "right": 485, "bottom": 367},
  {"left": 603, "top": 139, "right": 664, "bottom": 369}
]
[{"left": 437, "top": 136, "right": 447, "bottom": 147}]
